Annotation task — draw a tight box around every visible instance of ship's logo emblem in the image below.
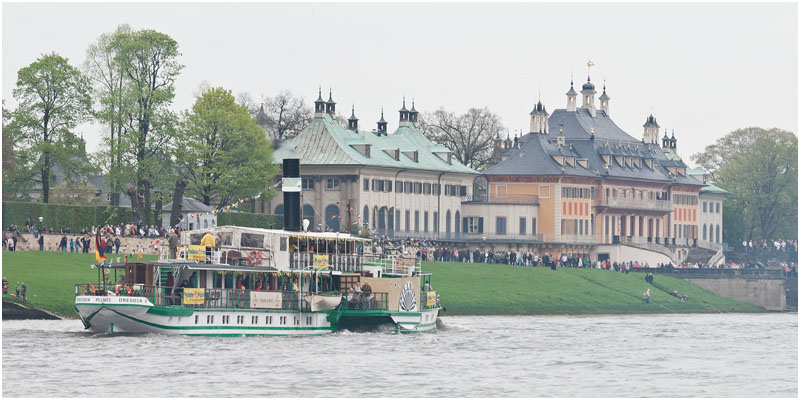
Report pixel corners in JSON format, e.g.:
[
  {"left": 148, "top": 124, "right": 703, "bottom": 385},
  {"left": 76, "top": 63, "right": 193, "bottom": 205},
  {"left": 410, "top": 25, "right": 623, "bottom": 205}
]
[{"left": 399, "top": 281, "right": 417, "bottom": 312}]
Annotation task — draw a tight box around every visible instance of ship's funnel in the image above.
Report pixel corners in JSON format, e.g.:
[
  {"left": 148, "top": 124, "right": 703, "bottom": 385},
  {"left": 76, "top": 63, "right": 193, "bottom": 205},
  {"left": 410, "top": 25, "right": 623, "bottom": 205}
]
[{"left": 282, "top": 158, "right": 301, "bottom": 231}]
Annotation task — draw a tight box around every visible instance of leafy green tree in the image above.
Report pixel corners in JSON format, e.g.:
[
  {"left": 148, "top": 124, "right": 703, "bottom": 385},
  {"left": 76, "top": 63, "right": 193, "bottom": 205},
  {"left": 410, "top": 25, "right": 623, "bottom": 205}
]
[
  {"left": 176, "top": 86, "right": 277, "bottom": 207},
  {"left": 692, "top": 127, "right": 798, "bottom": 242},
  {"left": 2, "top": 102, "right": 34, "bottom": 201},
  {"left": 83, "top": 24, "right": 134, "bottom": 206},
  {"left": 11, "top": 52, "right": 93, "bottom": 203},
  {"left": 112, "top": 29, "right": 183, "bottom": 225}
]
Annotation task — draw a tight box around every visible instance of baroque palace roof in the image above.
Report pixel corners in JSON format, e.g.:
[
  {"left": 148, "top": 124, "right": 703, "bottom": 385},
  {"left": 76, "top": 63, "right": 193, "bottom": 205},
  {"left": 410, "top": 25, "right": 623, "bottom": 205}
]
[
  {"left": 484, "top": 107, "right": 704, "bottom": 186},
  {"left": 273, "top": 113, "right": 478, "bottom": 175}
]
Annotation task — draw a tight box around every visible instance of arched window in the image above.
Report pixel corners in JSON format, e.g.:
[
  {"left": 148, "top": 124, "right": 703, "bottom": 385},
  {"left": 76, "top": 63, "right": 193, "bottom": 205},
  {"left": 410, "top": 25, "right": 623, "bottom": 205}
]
[
  {"left": 703, "top": 224, "right": 707, "bottom": 241},
  {"left": 388, "top": 208, "right": 394, "bottom": 231},
  {"left": 325, "top": 205, "right": 340, "bottom": 232},
  {"left": 204, "top": 219, "right": 208, "bottom": 228},
  {"left": 715, "top": 225, "right": 720, "bottom": 243},
  {"left": 378, "top": 207, "right": 387, "bottom": 233},
  {"left": 455, "top": 211, "right": 461, "bottom": 233},
  {"left": 363, "top": 205, "right": 369, "bottom": 226},
  {"left": 274, "top": 204, "right": 284, "bottom": 215},
  {"left": 446, "top": 210, "right": 451, "bottom": 234},
  {"left": 303, "top": 205, "right": 314, "bottom": 219}
]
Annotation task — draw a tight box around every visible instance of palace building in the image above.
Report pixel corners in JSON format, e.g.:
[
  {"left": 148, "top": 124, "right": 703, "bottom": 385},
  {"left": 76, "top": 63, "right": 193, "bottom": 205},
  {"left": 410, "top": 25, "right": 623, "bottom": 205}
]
[
  {"left": 464, "top": 76, "right": 718, "bottom": 264},
  {"left": 269, "top": 89, "right": 479, "bottom": 236}
]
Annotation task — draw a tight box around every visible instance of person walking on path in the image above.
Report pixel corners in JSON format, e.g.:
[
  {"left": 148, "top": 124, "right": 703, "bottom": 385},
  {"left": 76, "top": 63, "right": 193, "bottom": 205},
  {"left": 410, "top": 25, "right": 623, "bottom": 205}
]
[
  {"left": 15, "top": 281, "right": 20, "bottom": 298},
  {"left": 643, "top": 288, "right": 650, "bottom": 304},
  {"left": 114, "top": 238, "right": 121, "bottom": 254},
  {"left": 21, "top": 282, "right": 27, "bottom": 304},
  {"left": 38, "top": 234, "right": 44, "bottom": 251}
]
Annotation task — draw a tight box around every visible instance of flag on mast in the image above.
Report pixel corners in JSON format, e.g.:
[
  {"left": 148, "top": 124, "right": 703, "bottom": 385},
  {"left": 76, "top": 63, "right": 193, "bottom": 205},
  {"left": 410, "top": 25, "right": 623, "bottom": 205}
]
[{"left": 94, "top": 232, "right": 106, "bottom": 264}]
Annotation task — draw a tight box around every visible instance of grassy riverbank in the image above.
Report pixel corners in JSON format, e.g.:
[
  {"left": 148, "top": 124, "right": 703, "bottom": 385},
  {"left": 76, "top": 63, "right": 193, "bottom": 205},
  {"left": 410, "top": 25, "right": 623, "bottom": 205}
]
[
  {"left": 422, "top": 261, "right": 764, "bottom": 314},
  {"left": 1, "top": 252, "right": 764, "bottom": 318},
  {"left": 2, "top": 251, "right": 156, "bottom": 317}
]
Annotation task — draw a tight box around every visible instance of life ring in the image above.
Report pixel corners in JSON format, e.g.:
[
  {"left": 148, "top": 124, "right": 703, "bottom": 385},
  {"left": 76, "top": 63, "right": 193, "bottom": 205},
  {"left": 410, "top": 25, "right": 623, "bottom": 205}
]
[{"left": 248, "top": 250, "right": 263, "bottom": 264}]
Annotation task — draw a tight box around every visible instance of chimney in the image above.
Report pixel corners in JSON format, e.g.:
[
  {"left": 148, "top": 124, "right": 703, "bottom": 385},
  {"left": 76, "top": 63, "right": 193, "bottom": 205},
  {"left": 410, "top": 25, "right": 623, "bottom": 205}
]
[{"left": 282, "top": 159, "right": 301, "bottom": 231}]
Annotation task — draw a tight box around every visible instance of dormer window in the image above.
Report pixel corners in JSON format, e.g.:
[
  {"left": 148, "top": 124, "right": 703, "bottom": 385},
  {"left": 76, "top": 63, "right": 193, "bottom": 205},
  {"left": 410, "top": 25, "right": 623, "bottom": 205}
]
[
  {"left": 552, "top": 156, "right": 564, "bottom": 166},
  {"left": 577, "top": 159, "right": 588, "bottom": 168},
  {"left": 384, "top": 148, "right": 400, "bottom": 161},
  {"left": 602, "top": 155, "right": 610, "bottom": 165},
  {"left": 644, "top": 159, "right": 653, "bottom": 169},
  {"left": 402, "top": 150, "right": 419, "bottom": 162},
  {"left": 350, "top": 144, "right": 371, "bottom": 158},
  {"left": 566, "top": 157, "right": 575, "bottom": 167},
  {"left": 614, "top": 156, "right": 624, "bottom": 167}
]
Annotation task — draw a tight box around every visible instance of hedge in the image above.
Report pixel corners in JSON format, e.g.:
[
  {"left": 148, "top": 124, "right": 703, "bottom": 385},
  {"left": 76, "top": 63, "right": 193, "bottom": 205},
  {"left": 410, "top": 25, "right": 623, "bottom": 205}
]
[
  {"left": 2, "top": 201, "right": 134, "bottom": 232},
  {"left": 217, "top": 212, "right": 312, "bottom": 230},
  {"left": 3, "top": 201, "right": 307, "bottom": 232}
]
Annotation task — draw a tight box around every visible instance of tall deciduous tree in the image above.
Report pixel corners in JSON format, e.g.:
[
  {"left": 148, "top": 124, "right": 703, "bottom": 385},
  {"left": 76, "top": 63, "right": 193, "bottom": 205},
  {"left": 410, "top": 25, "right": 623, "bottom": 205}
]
[
  {"left": 691, "top": 127, "right": 798, "bottom": 242},
  {"left": 262, "top": 90, "right": 311, "bottom": 142},
  {"left": 112, "top": 29, "right": 183, "bottom": 225},
  {"left": 83, "top": 24, "right": 133, "bottom": 206},
  {"left": 419, "top": 107, "right": 504, "bottom": 171},
  {"left": 11, "top": 52, "right": 93, "bottom": 203},
  {"left": 176, "top": 86, "right": 277, "bottom": 207}
]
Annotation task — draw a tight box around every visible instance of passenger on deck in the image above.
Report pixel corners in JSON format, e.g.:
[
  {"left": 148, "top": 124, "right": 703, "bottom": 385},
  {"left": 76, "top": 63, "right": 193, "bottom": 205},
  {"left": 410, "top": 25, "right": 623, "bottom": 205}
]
[
  {"left": 165, "top": 273, "right": 175, "bottom": 305},
  {"left": 201, "top": 229, "right": 215, "bottom": 263},
  {"left": 235, "top": 277, "right": 244, "bottom": 290}
]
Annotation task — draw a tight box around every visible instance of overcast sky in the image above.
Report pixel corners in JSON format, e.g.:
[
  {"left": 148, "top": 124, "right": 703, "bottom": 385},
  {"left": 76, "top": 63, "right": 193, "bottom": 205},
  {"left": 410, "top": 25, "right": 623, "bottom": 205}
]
[{"left": 3, "top": 2, "right": 798, "bottom": 166}]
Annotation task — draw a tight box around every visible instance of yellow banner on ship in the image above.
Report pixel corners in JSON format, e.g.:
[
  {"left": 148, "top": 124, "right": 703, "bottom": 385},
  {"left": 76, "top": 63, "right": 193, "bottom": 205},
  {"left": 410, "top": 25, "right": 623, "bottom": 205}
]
[
  {"left": 426, "top": 291, "right": 437, "bottom": 307},
  {"left": 313, "top": 254, "right": 329, "bottom": 269},
  {"left": 184, "top": 245, "right": 206, "bottom": 261},
  {"left": 183, "top": 288, "right": 205, "bottom": 305}
]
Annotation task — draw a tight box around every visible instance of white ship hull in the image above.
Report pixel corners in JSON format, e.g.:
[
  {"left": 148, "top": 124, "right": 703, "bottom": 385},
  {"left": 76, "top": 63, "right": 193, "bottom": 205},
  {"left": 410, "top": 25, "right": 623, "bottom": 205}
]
[{"left": 75, "top": 296, "right": 439, "bottom": 336}]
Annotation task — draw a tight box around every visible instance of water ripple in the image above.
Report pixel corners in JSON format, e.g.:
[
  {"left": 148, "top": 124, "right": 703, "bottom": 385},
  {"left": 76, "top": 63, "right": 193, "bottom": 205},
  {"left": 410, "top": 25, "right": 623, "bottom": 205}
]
[{"left": 2, "top": 314, "right": 797, "bottom": 397}]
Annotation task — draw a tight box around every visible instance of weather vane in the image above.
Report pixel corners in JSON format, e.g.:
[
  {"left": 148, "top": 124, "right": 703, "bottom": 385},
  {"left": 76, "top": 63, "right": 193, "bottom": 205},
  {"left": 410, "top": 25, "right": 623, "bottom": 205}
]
[{"left": 587, "top": 60, "right": 595, "bottom": 75}]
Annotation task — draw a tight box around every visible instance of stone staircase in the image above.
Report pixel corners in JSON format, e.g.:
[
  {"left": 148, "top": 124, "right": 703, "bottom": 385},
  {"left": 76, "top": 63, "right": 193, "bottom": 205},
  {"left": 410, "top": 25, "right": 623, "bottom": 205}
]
[{"left": 684, "top": 247, "right": 716, "bottom": 265}]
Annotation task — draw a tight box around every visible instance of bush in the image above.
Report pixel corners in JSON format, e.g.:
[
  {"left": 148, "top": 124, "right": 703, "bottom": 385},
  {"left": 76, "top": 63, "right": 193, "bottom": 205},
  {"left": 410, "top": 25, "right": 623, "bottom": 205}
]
[{"left": 2, "top": 201, "right": 134, "bottom": 232}]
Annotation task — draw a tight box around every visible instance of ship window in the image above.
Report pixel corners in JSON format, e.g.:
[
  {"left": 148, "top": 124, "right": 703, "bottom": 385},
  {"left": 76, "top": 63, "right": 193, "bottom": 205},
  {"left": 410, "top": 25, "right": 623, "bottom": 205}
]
[
  {"left": 217, "top": 231, "right": 233, "bottom": 246},
  {"left": 241, "top": 233, "right": 264, "bottom": 248},
  {"left": 280, "top": 236, "right": 288, "bottom": 251},
  {"left": 306, "top": 316, "right": 312, "bottom": 325},
  {"left": 252, "top": 316, "right": 258, "bottom": 324},
  {"left": 195, "top": 315, "right": 199, "bottom": 325}
]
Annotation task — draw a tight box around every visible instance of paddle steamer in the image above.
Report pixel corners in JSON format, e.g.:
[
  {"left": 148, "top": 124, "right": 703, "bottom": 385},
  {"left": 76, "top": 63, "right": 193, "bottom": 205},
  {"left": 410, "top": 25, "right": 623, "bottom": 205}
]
[{"left": 74, "top": 159, "right": 441, "bottom": 336}]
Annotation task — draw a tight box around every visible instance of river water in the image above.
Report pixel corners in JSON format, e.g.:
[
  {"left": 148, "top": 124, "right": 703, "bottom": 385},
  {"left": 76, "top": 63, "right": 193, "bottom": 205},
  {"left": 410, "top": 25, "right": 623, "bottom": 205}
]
[{"left": 2, "top": 313, "right": 797, "bottom": 397}]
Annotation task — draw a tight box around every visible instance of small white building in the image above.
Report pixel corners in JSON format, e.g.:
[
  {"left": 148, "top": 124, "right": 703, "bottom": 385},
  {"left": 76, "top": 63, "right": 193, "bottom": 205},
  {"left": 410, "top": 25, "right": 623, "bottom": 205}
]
[
  {"left": 162, "top": 197, "right": 217, "bottom": 230},
  {"left": 688, "top": 168, "right": 729, "bottom": 245}
]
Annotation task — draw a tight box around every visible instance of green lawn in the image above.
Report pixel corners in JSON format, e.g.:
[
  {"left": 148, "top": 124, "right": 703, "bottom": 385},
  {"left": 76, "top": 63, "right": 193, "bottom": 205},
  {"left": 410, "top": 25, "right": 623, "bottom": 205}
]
[
  {"left": 422, "top": 261, "right": 764, "bottom": 315},
  {"left": 1, "top": 253, "right": 764, "bottom": 318},
  {"left": 2, "top": 251, "right": 156, "bottom": 317}
]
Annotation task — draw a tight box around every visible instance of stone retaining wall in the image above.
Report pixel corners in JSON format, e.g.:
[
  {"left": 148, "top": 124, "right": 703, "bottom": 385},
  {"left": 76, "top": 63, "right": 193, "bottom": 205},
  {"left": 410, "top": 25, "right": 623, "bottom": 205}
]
[{"left": 3, "top": 232, "right": 161, "bottom": 255}]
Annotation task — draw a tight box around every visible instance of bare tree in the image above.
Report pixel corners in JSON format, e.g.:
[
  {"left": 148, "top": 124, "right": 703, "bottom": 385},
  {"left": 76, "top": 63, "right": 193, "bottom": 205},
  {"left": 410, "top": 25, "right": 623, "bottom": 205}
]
[
  {"left": 418, "top": 107, "right": 504, "bottom": 171},
  {"left": 262, "top": 90, "right": 311, "bottom": 142}
]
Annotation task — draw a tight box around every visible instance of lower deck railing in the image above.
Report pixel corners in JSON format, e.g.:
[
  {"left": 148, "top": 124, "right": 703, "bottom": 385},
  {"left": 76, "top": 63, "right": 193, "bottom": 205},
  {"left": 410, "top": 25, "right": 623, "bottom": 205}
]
[{"left": 75, "top": 284, "right": 393, "bottom": 312}]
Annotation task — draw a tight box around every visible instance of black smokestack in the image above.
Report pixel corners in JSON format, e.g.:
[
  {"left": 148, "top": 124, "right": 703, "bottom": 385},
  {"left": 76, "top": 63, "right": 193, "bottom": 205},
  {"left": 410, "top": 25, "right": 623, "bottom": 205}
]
[{"left": 282, "top": 158, "right": 301, "bottom": 231}]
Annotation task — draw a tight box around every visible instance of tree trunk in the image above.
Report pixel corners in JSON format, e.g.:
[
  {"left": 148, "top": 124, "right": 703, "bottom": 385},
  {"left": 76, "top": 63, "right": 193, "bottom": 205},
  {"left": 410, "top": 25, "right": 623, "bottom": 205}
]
[
  {"left": 41, "top": 168, "right": 50, "bottom": 204},
  {"left": 143, "top": 178, "right": 152, "bottom": 226},
  {"left": 154, "top": 193, "right": 162, "bottom": 228},
  {"left": 127, "top": 186, "right": 141, "bottom": 225},
  {"left": 170, "top": 179, "right": 187, "bottom": 228}
]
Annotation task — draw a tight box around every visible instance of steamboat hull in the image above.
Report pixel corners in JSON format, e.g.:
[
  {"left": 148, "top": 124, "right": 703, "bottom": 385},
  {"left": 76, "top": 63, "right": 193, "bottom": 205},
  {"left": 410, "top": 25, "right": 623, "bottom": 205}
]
[{"left": 75, "top": 296, "right": 438, "bottom": 336}]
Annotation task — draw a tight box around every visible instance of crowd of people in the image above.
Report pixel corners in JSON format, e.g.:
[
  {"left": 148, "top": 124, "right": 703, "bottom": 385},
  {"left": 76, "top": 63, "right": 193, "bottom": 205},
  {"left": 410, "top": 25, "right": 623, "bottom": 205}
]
[{"left": 740, "top": 239, "right": 797, "bottom": 253}]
